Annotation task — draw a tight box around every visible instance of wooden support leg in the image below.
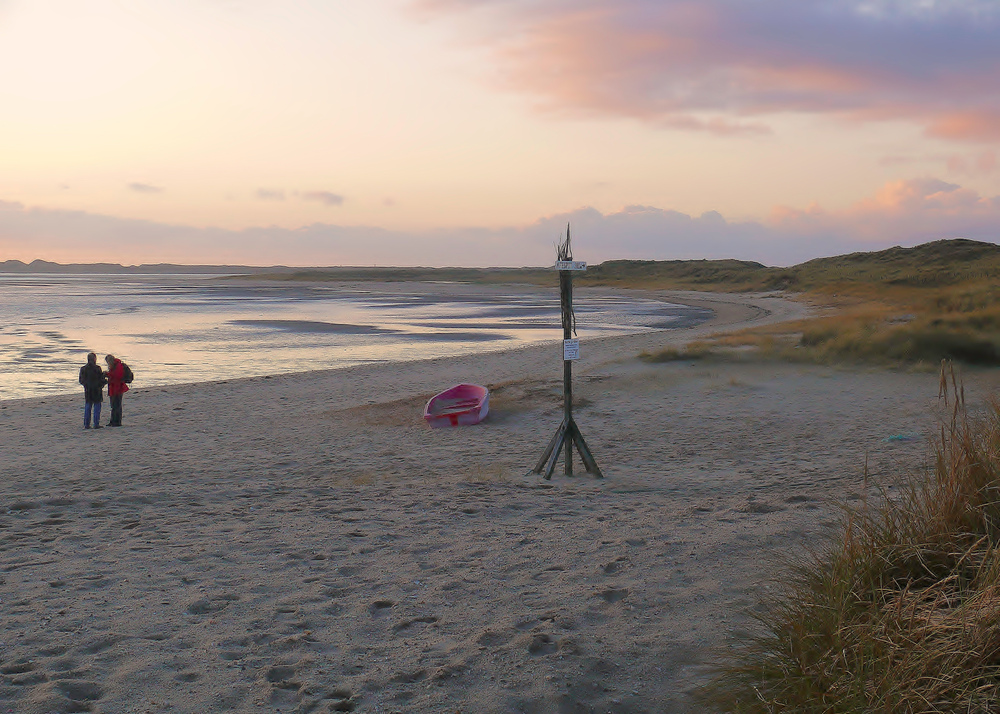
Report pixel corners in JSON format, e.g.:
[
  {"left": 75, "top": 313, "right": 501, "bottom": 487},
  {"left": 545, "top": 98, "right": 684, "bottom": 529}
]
[
  {"left": 532, "top": 419, "right": 564, "bottom": 475},
  {"left": 565, "top": 425, "right": 573, "bottom": 476},
  {"left": 542, "top": 422, "right": 568, "bottom": 480},
  {"left": 570, "top": 419, "right": 603, "bottom": 478}
]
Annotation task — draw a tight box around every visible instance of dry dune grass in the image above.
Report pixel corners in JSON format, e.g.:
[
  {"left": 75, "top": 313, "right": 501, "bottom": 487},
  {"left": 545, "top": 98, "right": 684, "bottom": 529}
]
[
  {"left": 707, "top": 363, "right": 1000, "bottom": 712},
  {"left": 647, "top": 298, "right": 1000, "bottom": 369}
]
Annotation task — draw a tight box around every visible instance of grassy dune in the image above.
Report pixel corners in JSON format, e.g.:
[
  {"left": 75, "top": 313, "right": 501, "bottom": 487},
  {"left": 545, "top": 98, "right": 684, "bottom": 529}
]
[
  {"left": 705, "top": 369, "right": 1000, "bottom": 712},
  {"left": 583, "top": 238, "right": 1000, "bottom": 292},
  {"left": 634, "top": 239, "right": 1000, "bottom": 367}
]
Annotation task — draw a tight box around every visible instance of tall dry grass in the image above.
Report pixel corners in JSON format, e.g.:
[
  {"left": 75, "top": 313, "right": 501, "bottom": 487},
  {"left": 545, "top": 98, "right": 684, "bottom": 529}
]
[
  {"left": 648, "top": 286, "right": 1000, "bottom": 368},
  {"left": 706, "top": 364, "right": 1000, "bottom": 712}
]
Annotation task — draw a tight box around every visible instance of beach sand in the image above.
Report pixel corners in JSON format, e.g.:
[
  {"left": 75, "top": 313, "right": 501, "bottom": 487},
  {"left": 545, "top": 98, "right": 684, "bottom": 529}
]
[{"left": 2, "top": 289, "right": 995, "bottom": 713}]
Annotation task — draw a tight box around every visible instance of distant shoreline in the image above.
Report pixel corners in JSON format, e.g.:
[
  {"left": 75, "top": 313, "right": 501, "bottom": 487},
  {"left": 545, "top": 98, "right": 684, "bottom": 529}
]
[
  {"left": 0, "top": 260, "right": 549, "bottom": 276},
  {"left": 0, "top": 260, "right": 296, "bottom": 275},
  {"left": 0, "top": 289, "right": 805, "bottom": 406}
]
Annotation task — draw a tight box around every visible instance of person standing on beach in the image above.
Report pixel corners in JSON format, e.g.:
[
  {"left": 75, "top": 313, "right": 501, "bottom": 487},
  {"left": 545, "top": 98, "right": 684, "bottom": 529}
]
[
  {"left": 104, "top": 354, "right": 129, "bottom": 427},
  {"left": 78, "top": 352, "right": 107, "bottom": 429}
]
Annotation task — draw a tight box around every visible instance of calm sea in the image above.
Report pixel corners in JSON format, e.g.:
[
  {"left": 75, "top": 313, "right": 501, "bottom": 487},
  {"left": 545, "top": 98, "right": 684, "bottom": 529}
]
[{"left": 0, "top": 274, "right": 712, "bottom": 401}]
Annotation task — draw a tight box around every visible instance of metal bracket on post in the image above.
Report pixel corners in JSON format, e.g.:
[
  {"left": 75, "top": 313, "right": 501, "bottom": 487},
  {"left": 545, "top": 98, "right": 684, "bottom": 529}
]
[{"left": 529, "top": 224, "right": 603, "bottom": 480}]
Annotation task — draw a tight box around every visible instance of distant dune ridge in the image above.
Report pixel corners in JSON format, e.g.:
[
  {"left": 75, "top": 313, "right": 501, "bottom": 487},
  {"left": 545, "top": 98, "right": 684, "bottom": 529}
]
[
  {"left": 5, "top": 237, "right": 1000, "bottom": 289},
  {"left": 0, "top": 259, "right": 293, "bottom": 275}
]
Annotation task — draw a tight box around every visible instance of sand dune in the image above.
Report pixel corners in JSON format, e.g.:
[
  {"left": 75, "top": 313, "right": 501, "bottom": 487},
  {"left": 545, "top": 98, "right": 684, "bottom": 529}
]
[{"left": 2, "top": 289, "right": 990, "bottom": 713}]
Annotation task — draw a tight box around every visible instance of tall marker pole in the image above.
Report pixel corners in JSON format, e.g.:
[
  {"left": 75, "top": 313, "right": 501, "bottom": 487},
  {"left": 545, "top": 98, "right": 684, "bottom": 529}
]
[{"left": 529, "top": 224, "right": 603, "bottom": 480}]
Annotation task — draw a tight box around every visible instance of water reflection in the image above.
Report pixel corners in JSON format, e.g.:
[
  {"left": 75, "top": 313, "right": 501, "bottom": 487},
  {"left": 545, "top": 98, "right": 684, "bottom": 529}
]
[{"left": 0, "top": 274, "right": 712, "bottom": 400}]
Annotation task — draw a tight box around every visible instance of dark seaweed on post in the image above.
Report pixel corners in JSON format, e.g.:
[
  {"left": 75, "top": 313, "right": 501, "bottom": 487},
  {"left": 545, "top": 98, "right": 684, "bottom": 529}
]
[
  {"left": 529, "top": 224, "right": 603, "bottom": 480},
  {"left": 557, "top": 228, "right": 577, "bottom": 338}
]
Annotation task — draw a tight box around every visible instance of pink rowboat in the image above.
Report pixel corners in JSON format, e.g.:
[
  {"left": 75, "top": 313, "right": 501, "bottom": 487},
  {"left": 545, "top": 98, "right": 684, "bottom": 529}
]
[{"left": 424, "top": 383, "right": 490, "bottom": 428}]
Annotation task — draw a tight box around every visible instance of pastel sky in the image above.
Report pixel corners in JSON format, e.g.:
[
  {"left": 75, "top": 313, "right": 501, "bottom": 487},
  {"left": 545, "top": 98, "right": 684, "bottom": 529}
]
[{"left": 1, "top": 0, "right": 998, "bottom": 266}]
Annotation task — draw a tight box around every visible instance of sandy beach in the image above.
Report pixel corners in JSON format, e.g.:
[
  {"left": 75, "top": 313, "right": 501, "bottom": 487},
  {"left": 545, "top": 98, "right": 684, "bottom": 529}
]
[{"left": 2, "top": 288, "right": 994, "bottom": 713}]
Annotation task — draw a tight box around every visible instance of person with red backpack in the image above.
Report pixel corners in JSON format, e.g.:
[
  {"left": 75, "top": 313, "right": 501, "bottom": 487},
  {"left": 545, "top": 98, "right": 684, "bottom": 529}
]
[{"left": 104, "top": 354, "right": 132, "bottom": 427}]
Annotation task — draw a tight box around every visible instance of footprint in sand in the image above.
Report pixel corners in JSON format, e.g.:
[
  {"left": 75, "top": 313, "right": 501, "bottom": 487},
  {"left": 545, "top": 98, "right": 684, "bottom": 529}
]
[
  {"left": 392, "top": 615, "right": 438, "bottom": 632},
  {"left": 598, "top": 587, "right": 629, "bottom": 603},
  {"left": 266, "top": 664, "right": 299, "bottom": 687},
  {"left": 187, "top": 593, "right": 240, "bottom": 615},
  {"left": 295, "top": 683, "right": 357, "bottom": 712},
  {"left": 527, "top": 633, "right": 558, "bottom": 655},
  {"left": 56, "top": 680, "right": 104, "bottom": 703},
  {"left": 475, "top": 630, "right": 509, "bottom": 647},
  {"left": 390, "top": 668, "right": 427, "bottom": 684},
  {"left": 325, "top": 687, "right": 357, "bottom": 712},
  {"left": 369, "top": 599, "right": 395, "bottom": 617},
  {"left": 78, "top": 634, "right": 125, "bottom": 655},
  {"left": 602, "top": 556, "right": 630, "bottom": 574},
  {"left": 0, "top": 660, "right": 36, "bottom": 675}
]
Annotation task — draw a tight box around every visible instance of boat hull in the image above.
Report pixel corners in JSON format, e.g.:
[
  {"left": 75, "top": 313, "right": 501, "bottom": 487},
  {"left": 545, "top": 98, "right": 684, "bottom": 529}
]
[{"left": 423, "top": 383, "right": 490, "bottom": 428}]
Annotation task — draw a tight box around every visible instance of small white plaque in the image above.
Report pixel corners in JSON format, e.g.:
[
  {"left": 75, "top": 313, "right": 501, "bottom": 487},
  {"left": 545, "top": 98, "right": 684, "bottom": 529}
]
[
  {"left": 555, "top": 260, "right": 587, "bottom": 271},
  {"left": 563, "top": 338, "right": 580, "bottom": 361}
]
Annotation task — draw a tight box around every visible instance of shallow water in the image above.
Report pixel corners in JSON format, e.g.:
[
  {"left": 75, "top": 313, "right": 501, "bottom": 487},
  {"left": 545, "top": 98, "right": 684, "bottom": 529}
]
[{"left": 0, "top": 274, "right": 711, "bottom": 400}]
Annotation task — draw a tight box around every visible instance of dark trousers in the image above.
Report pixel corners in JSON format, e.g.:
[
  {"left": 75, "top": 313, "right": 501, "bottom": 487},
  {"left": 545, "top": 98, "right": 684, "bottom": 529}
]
[
  {"left": 84, "top": 401, "right": 102, "bottom": 427},
  {"left": 109, "top": 394, "right": 123, "bottom": 426}
]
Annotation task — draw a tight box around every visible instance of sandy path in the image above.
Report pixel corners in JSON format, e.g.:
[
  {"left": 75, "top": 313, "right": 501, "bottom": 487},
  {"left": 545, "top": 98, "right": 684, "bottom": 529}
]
[{"left": 1, "top": 290, "right": 986, "bottom": 713}]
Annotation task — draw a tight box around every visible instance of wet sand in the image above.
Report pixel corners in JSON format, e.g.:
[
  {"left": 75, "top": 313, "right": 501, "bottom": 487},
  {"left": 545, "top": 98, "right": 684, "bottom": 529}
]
[{"left": 2, "top": 289, "right": 990, "bottom": 713}]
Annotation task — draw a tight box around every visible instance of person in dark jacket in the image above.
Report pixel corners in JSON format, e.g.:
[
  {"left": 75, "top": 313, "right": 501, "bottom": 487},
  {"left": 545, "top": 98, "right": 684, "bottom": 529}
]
[
  {"left": 104, "top": 354, "right": 129, "bottom": 427},
  {"left": 79, "top": 352, "right": 107, "bottom": 429}
]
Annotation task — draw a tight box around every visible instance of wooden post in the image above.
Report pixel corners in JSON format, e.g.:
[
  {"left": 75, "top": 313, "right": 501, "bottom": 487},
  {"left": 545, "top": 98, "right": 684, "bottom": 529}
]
[
  {"left": 562, "top": 267, "right": 573, "bottom": 477},
  {"left": 529, "top": 224, "right": 603, "bottom": 480}
]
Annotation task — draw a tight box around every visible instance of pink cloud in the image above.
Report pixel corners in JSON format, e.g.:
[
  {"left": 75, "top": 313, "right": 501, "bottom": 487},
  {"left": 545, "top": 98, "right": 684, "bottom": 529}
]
[
  {"left": 929, "top": 111, "right": 1000, "bottom": 142},
  {"left": 770, "top": 178, "right": 1000, "bottom": 245},
  {"left": 414, "top": 0, "right": 1000, "bottom": 142}
]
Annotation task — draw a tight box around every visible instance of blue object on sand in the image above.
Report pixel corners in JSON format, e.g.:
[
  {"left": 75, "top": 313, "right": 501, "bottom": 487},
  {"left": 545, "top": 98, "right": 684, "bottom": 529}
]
[{"left": 883, "top": 432, "right": 921, "bottom": 442}]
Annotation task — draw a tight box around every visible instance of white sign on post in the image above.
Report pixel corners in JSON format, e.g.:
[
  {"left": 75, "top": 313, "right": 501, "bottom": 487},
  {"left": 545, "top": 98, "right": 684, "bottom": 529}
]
[
  {"left": 555, "top": 260, "right": 587, "bottom": 271},
  {"left": 563, "top": 338, "right": 580, "bottom": 361}
]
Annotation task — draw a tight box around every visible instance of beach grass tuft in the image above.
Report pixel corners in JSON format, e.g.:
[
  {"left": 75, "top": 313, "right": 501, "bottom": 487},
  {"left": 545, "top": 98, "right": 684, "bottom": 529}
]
[
  {"left": 647, "top": 294, "right": 1000, "bottom": 368},
  {"left": 639, "top": 341, "right": 713, "bottom": 362},
  {"left": 705, "top": 363, "right": 1000, "bottom": 712}
]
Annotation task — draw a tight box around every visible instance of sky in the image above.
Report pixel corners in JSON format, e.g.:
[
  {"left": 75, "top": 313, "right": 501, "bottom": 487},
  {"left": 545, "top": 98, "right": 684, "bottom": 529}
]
[{"left": 1, "top": 0, "right": 999, "bottom": 267}]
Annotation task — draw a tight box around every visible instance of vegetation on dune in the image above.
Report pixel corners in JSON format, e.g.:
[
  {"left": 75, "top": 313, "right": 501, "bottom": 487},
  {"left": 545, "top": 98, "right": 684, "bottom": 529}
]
[
  {"left": 579, "top": 258, "right": 774, "bottom": 291},
  {"left": 578, "top": 239, "right": 1000, "bottom": 292},
  {"left": 687, "top": 299, "right": 1000, "bottom": 367},
  {"left": 635, "top": 240, "right": 1000, "bottom": 367},
  {"left": 796, "top": 314, "right": 1000, "bottom": 366},
  {"left": 706, "top": 369, "right": 1000, "bottom": 712},
  {"left": 639, "top": 341, "right": 714, "bottom": 363},
  {"left": 788, "top": 239, "right": 1000, "bottom": 290}
]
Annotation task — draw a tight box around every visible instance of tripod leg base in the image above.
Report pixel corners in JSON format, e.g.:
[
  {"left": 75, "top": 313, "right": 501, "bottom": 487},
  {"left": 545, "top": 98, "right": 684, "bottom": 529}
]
[{"left": 530, "top": 418, "right": 603, "bottom": 479}]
